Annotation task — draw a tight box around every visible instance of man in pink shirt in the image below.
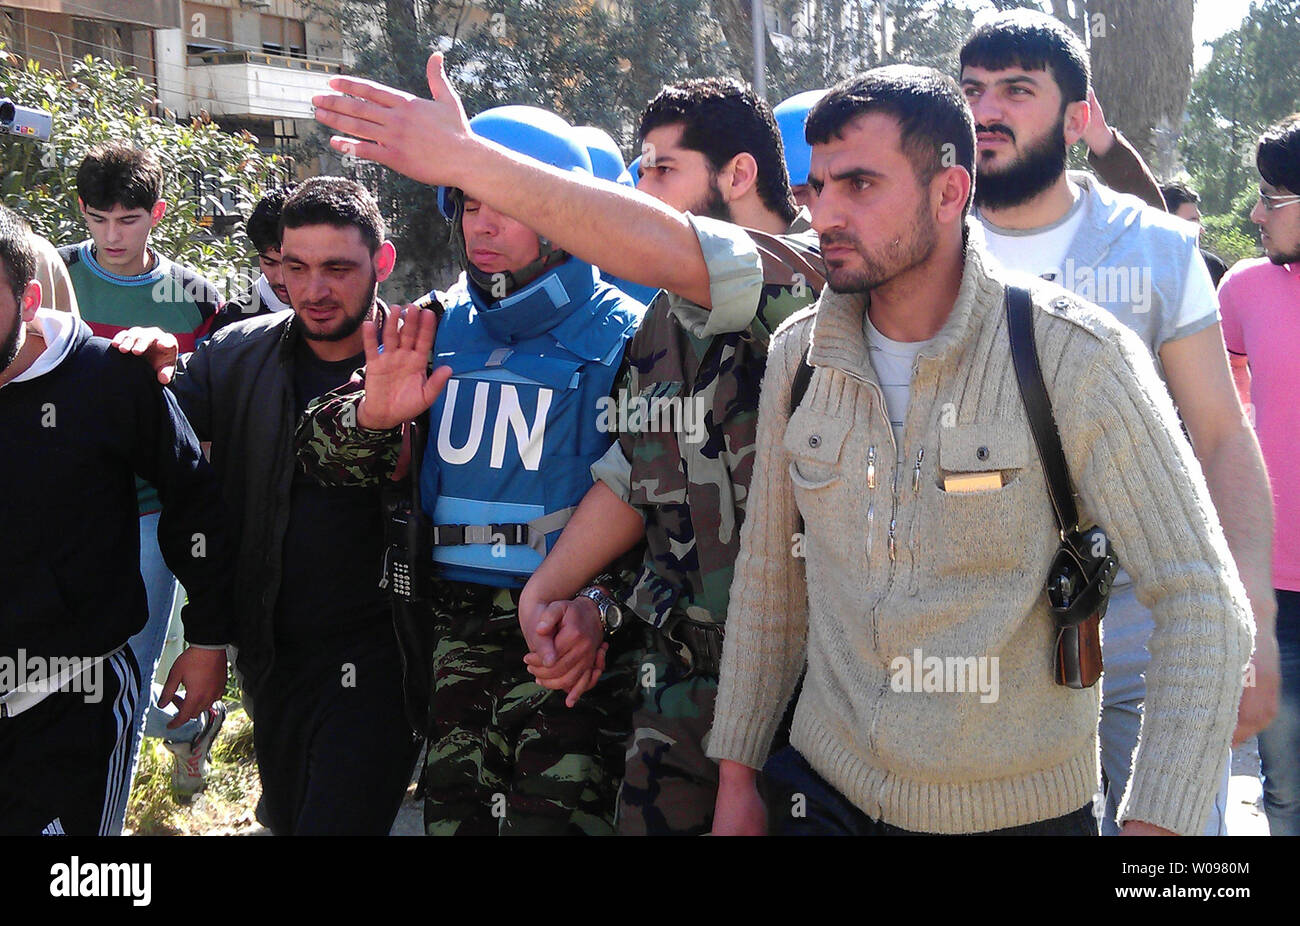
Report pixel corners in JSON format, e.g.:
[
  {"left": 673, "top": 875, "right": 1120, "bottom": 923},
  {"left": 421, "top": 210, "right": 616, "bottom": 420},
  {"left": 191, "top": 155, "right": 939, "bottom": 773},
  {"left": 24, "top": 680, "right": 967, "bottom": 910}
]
[{"left": 1219, "top": 112, "right": 1300, "bottom": 836}]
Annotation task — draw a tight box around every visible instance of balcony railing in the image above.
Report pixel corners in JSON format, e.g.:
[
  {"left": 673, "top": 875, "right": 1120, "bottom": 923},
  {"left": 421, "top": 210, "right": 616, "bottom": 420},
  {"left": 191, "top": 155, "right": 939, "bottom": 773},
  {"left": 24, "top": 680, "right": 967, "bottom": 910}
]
[
  {"left": 185, "top": 50, "right": 342, "bottom": 120},
  {"left": 186, "top": 50, "right": 342, "bottom": 74}
]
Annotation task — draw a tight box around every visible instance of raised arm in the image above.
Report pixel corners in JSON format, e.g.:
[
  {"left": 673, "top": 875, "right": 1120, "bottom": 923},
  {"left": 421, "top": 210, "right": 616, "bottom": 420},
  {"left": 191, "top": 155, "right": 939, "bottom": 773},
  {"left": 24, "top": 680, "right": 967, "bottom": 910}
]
[
  {"left": 313, "top": 54, "right": 713, "bottom": 307},
  {"left": 1083, "top": 90, "right": 1166, "bottom": 211}
]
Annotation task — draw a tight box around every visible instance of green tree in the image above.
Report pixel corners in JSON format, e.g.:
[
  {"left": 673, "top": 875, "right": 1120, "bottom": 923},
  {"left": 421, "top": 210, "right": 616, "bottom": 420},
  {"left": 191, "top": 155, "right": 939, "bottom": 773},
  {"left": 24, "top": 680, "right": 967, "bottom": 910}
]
[
  {"left": 0, "top": 47, "right": 284, "bottom": 297},
  {"left": 313, "top": 0, "right": 733, "bottom": 292},
  {"left": 1182, "top": 0, "right": 1300, "bottom": 221}
]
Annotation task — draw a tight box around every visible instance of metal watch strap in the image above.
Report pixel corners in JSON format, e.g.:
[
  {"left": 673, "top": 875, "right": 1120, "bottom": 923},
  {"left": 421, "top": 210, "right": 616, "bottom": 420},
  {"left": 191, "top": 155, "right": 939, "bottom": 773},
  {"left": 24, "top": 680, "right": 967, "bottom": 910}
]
[{"left": 578, "top": 585, "right": 619, "bottom": 633}]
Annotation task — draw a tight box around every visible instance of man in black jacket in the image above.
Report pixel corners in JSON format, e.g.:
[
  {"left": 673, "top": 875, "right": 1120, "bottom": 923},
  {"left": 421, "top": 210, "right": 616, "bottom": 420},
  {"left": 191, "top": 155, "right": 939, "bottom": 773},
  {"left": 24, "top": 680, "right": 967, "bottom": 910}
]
[
  {"left": 113, "top": 178, "right": 420, "bottom": 835},
  {"left": 0, "top": 206, "right": 233, "bottom": 836}
]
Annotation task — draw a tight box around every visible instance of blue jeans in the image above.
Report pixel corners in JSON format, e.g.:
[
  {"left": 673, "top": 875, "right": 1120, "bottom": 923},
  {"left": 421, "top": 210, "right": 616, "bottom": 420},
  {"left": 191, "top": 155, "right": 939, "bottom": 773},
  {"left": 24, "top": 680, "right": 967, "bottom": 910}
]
[
  {"left": 1259, "top": 589, "right": 1300, "bottom": 836},
  {"left": 1098, "top": 583, "right": 1231, "bottom": 836},
  {"left": 105, "top": 513, "right": 198, "bottom": 835},
  {"left": 763, "top": 747, "right": 1097, "bottom": 835}
]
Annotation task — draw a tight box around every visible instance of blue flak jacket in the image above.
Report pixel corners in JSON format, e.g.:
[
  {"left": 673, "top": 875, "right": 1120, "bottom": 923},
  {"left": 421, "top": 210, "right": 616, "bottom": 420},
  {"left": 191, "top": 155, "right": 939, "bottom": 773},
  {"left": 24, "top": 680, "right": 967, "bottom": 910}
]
[{"left": 419, "top": 257, "right": 645, "bottom": 587}]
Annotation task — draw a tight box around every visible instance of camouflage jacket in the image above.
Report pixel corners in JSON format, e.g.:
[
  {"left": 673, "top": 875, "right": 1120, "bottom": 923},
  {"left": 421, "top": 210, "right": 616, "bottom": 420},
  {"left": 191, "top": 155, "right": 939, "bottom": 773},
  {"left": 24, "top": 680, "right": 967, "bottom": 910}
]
[
  {"left": 294, "top": 288, "right": 445, "bottom": 487},
  {"left": 592, "top": 212, "right": 823, "bottom": 631}
]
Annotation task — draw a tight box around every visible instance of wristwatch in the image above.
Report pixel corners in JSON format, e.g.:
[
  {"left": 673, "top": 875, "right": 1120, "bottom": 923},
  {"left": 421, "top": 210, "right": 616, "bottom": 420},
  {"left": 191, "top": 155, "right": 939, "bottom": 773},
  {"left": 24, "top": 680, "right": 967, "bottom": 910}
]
[{"left": 577, "top": 585, "right": 625, "bottom": 635}]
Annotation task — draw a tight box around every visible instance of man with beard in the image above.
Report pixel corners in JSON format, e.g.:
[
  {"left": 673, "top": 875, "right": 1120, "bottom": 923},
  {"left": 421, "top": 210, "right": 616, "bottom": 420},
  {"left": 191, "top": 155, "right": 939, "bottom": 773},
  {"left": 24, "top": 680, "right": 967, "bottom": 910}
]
[
  {"left": 1218, "top": 114, "right": 1300, "bottom": 835},
  {"left": 112, "top": 177, "right": 419, "bottom": 834},
  {"left": 0, "top": 205, "right": 233, "bottom": 835},
  {"left": 706, "top": 65, "right": 1251, "bottom": 837},
  {"left": 959, "top": 9, "right": 1277, "bottom": 836},
  {"left": 309, "top": 66, "right": 821, "bottom": 833}
]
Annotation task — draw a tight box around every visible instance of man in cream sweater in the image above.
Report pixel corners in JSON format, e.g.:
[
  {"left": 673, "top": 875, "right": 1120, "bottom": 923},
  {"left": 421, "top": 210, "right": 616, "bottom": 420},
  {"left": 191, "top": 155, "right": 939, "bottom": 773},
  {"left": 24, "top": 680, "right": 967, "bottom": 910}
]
[{"left": 708, "top": 66, "right": 1253, "bottom": 836}]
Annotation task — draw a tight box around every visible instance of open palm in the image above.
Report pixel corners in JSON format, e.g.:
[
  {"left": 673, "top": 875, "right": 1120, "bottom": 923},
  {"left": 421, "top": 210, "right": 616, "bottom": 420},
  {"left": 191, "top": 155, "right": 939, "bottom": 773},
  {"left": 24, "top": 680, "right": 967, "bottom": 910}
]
[{"left": 356, "top": 305, "right": 453, "bottom": 430}]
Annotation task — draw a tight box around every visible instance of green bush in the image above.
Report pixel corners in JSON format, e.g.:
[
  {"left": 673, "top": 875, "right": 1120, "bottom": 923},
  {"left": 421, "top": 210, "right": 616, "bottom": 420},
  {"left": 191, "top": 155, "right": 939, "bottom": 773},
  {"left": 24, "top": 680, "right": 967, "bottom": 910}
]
[
  {"left": 0, "top": 46, "right": 284, "bottom": 293},
  {"left": 1201, "top": 186, "right": 1264, "bottom": 269}
]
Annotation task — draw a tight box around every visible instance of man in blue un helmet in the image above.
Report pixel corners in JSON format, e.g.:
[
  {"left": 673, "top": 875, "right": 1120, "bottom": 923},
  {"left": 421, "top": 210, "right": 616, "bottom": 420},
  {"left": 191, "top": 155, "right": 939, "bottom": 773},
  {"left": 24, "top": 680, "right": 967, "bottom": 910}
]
[
  {"left": 773, "top": 89, "right": 827, "bottom": 209},
  {"left": 313, "top": 58, "right": 824, "bottom": 835},
  {"left": 296, "top": 106, "right": 647, "bottom": 835}
]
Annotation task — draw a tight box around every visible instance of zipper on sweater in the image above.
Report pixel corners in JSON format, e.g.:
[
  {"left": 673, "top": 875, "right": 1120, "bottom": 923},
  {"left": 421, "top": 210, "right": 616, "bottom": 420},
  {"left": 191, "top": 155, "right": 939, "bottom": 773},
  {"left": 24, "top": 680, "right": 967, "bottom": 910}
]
[
  {"left": 865, "top": 445, "right": 877, "bottom": 563},
  {"left": 831, "top": 367, "right": 895, "bottom": 652},
  {"left": 862, "top": 379, "right": 901, "bottom": 642},
  {"left": 868, "top": 680, "right": 889, "bottom": 755},
  {"left": 908, "top": 447, "right": 925, "bottom": 596}
]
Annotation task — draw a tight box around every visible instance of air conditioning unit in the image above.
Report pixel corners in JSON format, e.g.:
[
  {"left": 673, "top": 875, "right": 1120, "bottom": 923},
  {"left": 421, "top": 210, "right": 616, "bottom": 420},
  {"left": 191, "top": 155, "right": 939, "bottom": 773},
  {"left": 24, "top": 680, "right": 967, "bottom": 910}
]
[{"left": 241, "top": 0, "right": 273, "bottom": 9}]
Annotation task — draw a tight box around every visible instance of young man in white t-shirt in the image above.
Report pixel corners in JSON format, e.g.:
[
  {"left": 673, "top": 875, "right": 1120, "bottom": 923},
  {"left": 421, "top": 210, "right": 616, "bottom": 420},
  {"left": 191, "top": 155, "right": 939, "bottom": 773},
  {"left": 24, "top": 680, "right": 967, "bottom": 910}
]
[{"left": 959, "top": 10, "right": 1278, "bottom": 836}]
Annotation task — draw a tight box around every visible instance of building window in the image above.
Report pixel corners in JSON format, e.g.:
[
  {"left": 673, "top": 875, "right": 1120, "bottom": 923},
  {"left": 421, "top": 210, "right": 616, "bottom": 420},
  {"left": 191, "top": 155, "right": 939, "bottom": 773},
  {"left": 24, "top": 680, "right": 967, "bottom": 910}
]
[{"left": 262, "top": 14, "right": 307, "bottom": 59}]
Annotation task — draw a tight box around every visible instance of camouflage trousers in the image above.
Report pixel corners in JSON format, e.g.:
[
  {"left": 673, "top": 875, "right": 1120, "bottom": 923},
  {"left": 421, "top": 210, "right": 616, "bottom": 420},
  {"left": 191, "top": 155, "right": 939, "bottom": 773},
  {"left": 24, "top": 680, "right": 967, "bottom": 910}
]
[
  {"left": 616, "top": 626, "right": 721, "bottom": 836},
  {"left": 422, "top": 581, "right": 637, "bottom": 836},
  {"left": 615, "top": 622, "right": 798, "bottom": 836}
]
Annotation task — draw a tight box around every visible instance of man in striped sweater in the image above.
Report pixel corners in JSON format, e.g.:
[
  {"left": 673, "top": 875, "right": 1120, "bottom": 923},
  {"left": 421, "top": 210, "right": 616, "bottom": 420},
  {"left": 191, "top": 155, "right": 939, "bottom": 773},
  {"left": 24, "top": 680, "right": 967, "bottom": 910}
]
[{"left": 57, "top": 142, "right": 226, "bottom": 826}]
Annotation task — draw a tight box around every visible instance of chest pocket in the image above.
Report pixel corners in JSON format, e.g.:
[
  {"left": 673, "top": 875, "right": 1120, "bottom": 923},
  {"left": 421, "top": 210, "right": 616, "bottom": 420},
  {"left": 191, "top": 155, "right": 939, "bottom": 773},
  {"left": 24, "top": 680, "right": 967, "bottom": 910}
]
[
  {"left": 783, "top": 407, "right": 851, "bottom": 490},
  {"left": 627, "top": 380, "right": 689, "bottom": 506},
  {"left": 937, "top": 422, "right": 1029, "bottom": 490}
]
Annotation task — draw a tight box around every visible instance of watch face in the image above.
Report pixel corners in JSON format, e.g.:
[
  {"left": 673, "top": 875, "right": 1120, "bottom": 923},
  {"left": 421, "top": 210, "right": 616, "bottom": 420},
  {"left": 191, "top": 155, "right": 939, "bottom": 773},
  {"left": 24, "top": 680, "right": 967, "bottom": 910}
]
[{"left": 606, "top": 604, "right": 624, "bottom": 631}]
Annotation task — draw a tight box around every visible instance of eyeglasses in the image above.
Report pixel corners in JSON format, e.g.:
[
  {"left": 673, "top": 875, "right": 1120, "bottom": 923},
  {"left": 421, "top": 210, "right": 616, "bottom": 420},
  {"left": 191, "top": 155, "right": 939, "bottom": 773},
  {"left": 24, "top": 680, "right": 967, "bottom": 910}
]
[{"left": 1258, "top": 190, "right": 1300, "bottom": 211}]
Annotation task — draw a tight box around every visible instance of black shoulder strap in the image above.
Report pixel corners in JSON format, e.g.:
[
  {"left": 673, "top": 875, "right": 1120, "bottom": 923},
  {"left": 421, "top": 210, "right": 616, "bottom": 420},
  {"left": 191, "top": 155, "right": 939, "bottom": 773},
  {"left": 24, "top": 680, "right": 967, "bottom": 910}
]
[
  {"left": 1005, "top": 286, "right": 1079, "bottom": 536},
  {"left": 789, "top": 344, "right": 814, "bottom": 416}
]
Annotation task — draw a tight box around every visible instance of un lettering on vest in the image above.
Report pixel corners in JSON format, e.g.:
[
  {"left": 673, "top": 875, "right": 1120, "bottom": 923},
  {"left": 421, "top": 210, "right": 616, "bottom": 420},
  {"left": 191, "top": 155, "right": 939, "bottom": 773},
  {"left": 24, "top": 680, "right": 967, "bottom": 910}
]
[{"left": 436, "top": 377, "right": 552, "bottom": 471}]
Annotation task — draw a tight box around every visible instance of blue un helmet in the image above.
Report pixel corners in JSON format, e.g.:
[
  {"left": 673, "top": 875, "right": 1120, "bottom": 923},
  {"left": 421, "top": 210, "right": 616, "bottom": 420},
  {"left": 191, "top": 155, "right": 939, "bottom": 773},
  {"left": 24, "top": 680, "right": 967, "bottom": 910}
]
[
  {"left": 572, "top": 125, "right": 634, "bottom": 187},
  {"left": 773, "top": 89, "right": 828, "bottom": 189},
  {"left": 439, "top": 105, "right": 592, "bottom": 295},
  {"left": 626, "top": 155, "right": 642, "bottom": 187},
  {"left": 436, "top": 105, "right": 594, "bottom": 219}
]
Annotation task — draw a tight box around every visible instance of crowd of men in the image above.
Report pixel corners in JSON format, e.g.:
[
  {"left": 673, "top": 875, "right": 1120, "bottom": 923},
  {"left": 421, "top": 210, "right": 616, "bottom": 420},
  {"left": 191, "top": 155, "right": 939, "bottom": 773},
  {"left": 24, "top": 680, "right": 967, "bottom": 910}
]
[{"left": 2, "top": 9, "right": 1297, "bottom": 837}]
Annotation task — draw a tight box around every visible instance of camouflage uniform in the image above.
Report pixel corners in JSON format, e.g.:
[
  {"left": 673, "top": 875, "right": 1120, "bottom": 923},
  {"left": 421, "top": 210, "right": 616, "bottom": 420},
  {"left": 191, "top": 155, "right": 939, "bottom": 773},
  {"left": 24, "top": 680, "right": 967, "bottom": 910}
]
[
  {"left": 591, "top": 212, "right": 823, "bottom": 835},
  {"left": 420, "top": 580, "right": 638, "bottom": 835},
  {"left": 295, "top": 341, "right": 638, "bottom": 837}
]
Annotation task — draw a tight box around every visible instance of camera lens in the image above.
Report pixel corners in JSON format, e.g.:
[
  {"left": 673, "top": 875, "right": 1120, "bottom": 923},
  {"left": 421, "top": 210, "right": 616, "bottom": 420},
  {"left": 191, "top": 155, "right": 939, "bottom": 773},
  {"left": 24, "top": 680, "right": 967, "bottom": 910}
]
[{"left": 0, "top": 100, "right": 14, "bottom": 123}]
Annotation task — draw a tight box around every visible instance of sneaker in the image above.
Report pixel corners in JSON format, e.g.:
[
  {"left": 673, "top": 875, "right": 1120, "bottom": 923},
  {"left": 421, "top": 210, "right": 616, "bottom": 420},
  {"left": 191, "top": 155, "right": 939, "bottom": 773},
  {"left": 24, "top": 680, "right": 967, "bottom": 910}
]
[{"left": 164, "top": 701, "right": 226, "bottom": 794}]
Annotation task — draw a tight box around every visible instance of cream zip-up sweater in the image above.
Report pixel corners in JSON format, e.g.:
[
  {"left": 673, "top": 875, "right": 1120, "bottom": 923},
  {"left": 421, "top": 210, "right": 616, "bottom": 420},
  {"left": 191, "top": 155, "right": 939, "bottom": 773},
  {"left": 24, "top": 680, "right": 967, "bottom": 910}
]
[{"left": 707, "top": 242, "right": 1253, "bottom": 836}]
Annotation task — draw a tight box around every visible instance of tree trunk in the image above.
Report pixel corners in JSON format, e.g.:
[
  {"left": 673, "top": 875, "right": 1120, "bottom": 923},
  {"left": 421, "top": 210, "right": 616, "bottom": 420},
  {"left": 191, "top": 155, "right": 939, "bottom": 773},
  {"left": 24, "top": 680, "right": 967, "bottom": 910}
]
[
  {"left": 1087, "top": 0, "right": 1194, "bottom": 176},
  {"left": 384, "top": 0, "right": 428, "bottom": 91},
  {"left": 707, "top": 0, "right": 782, "bottom": 89}
]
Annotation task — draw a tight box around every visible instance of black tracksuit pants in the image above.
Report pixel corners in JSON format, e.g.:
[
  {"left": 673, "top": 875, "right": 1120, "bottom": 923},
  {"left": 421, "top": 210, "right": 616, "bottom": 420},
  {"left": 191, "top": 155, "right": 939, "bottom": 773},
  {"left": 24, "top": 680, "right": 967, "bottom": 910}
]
[{"left": 0, "top": 647, "right": 140, "bottom": 835}]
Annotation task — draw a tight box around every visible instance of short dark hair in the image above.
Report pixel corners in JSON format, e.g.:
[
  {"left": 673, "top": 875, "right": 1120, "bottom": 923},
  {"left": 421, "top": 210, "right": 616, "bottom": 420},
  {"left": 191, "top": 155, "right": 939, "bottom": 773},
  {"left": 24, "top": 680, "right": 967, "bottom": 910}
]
[
  {"left": 1160, "top": 181, "right": 1200, "bottom": 214},
  {"left": 1257, "top": 113, "right": 1300, "bottom": 195},
  {"left": 280, "top": 177, "right": 386, "bottom": 254},
  {"left": 805, "top": 65, "right": 976, "bottom": 209},
  {"left": 0, "top": 205, "right": 36, "bottom": 306},
  {"left": 247, "top": 184, "right": 298, "bottom": 255},
  {"left": 639, "top": 77, "right": 797, "bottom": 223},
  {"left": 959, "top": 9, "right": 1091, "bottom": 106},
  {"left": 76, "top": 142, "right": 164, "bottom": 212}
]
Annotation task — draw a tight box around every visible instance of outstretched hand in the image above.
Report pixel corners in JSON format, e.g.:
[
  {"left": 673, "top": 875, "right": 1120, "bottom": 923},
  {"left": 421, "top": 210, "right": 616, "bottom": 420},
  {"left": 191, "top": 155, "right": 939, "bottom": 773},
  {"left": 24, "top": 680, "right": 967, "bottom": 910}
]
[
  {"left": 356, "top": 304, "right": 453, "bottom": 431},
  {"left": 313, "top": 53, "right": 474, "bottom": 189}
]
